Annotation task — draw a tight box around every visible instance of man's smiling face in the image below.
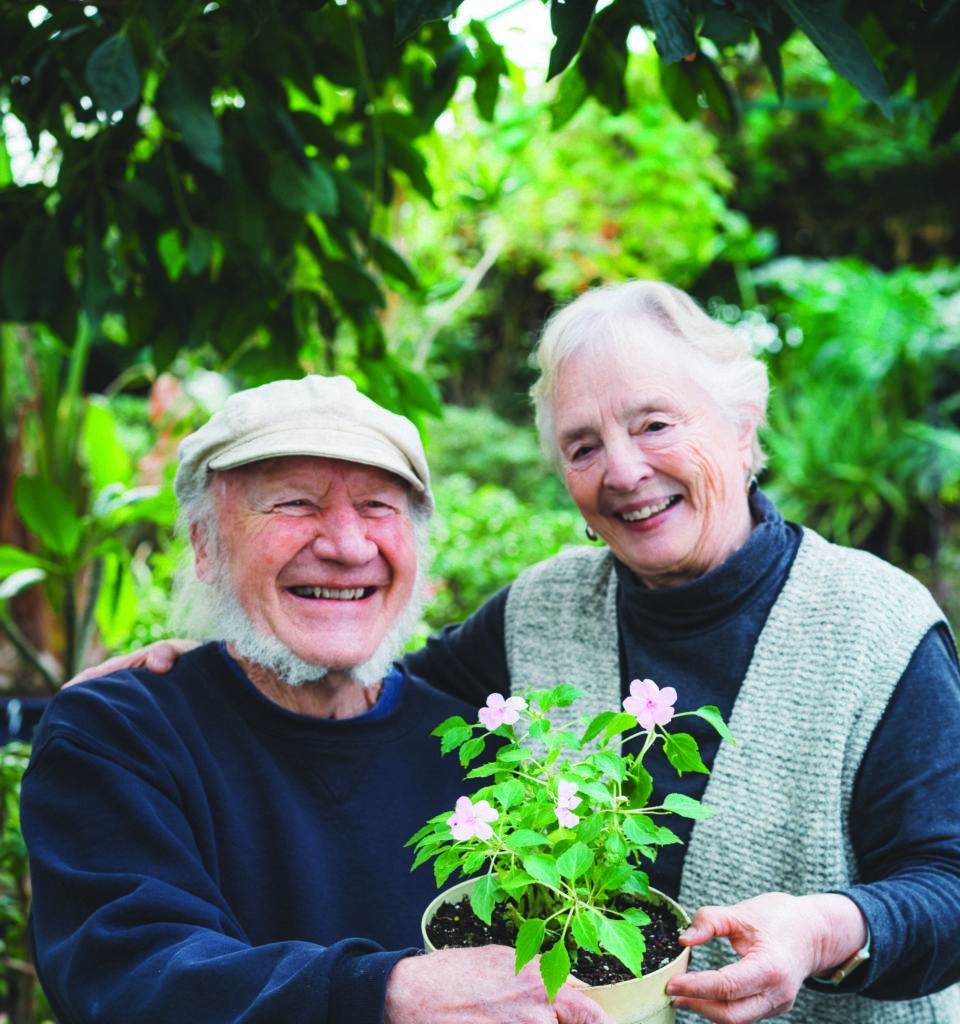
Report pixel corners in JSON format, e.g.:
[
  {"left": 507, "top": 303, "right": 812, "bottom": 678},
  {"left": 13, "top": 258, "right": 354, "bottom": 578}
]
[{"left": 195, "top": 455, "right": 418, "bottom": 672}]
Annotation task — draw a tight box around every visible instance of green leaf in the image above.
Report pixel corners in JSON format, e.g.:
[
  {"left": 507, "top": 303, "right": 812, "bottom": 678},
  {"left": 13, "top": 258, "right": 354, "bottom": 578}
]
[
  {"left": 605, "top": 831, "right": 627, "bottom": 858},
  {"left": 540, "top": 937, "right": 571, "bottom": 1002},
  {"left": 692, "top": 705, "right": 735, "bottom": 744},
  {"left": 534, "top": 683, "right": 583, "bottom": 710},
  {"left": 625, "top": 766, "right": 653, "bottom": 807},
  {"left": 663, "top": 793, "right": 714, "bottom": 819},
  {"left": 493, "top": 779, "right": 525, "bottom": 809},
  {"left": 504, "top": 830, "right": 550, "bottom": 850},
  {"left": 622, "top": 814, "right": 658, "bottom": 844},
  {"left": 578, "top": 780, "right": 614, "bottom": 805},
  {"left": 14, "top": 476, "right": 83, "bottom": 559},
  {"left": 0, "top": 546, "right": 56, "bottom": 576},
  {"left": 95, "top": 552, "right": 138, "bottom": 647},
  {"left": 271, "top": 156, "right": 339, "bottom": 215},
  {"left": 369, "top": 236, "right": 419, "bottom": 290},
  {"left": 603, "top": 712, "right": 637, "bottom": 742},
  {"left": 0, "top": 568, "right": 46, "bottom": 601},
  {"left": 663, "top": 732, "right": 709, "bottom": 775},
  {"left": 580, "top": 711, "right": 616, "bottom": 744},
  {"left": 620, "top": 907, "right": 651, "bottom": 928},
  {"left": 85, "top": 32, "right": 140, "bottom": 112},
  {"left": 522, "top": 853, "right": 561, "bottom": 889},
  {"left": 459, "top": 736, "right": 485, "bottom": 767},
  {"left": 572, "top": 909, "right": 601, "bottom": 954},
  {"left": 515, "top": 917, "right": 546, "bottom": 973},
  {"left": 323, "top": 260, "right": 385, "bottom": 309},
  {"left": 157, "top": 65, "right": 224, "bottom": 174},
  {"left": 591, "top": 751, "right": 626, "bottom": 782},
  {"left": 83, "top": 402, "right": 133, "bottom": 491},
  {"left": 598, "top": 915, "right": 646, "bottom": 977},
  {"left": 466, "top": 762, "right": 502, "bottom": 779},
  {"left": 395, "top": 0, "right": 460, "bottom": 41},
  {"left": 470, "top": 874, "right": 497, "bottom": 925},
  {"left": 772, "top": 0, "right": 891, "bottom": 116},
  {"left": 550, "top": 67, "right": 589, "bottom": 129},
  {"left": 462, "top": 851, "right": 486, "bottom": 875},
  {"left": 499, "top": 869, "right": 536, "bottom": 894},
  {"left": 433, "top": 848, "right": 461, "bottom": 888},
  {"left": 557, "top": 841, "right": 594, "bottom": 880},
  {"left": 548, "top": 0, "right": 598, "bottom": 79},
  {"left": 440, "top": 725, "right": 473, "bottom": 754},
  {"left": 432, "top": 715, "right": 470, "bottom": 737},
  {"left": 597, "top": 864, "right": 633, "bottom": 891},
  {"left": 577, "top": 815, "right": 604, "bottom": 845},
  {"left": 496, "top": 746, "right": 527, "bottom": 764},
  {"left": 622, "top": 869, "right": 651, "bottom": 898},
  {"left": 645, "top": 0, "right": 697, "bottom": 62}
]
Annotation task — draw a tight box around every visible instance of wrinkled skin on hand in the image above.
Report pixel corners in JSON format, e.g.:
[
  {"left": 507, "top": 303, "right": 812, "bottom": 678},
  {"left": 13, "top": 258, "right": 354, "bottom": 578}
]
[
  {"left": 66, "top": 639, "right": 199, "bottom": 686},
  {"left": 666, "top": 892, "right": 867, "bottom": 1023},
  {"left": 383, "top": 945, "right": 611, "bottom": 1024}
]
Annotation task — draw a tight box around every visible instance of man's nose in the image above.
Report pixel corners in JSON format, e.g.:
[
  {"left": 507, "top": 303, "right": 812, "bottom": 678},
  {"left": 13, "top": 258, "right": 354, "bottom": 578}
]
[
  {"left": 309, "top": 507, "right": 378, "bottom": 564},
  {"left": 602, "top": 436, "right": 654, "bottom": 492}
]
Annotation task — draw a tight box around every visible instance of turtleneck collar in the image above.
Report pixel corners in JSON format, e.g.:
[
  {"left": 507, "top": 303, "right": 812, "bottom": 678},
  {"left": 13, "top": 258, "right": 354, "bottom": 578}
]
[{"left": 614, "top": 490, "right": 801, "bottom": 639}]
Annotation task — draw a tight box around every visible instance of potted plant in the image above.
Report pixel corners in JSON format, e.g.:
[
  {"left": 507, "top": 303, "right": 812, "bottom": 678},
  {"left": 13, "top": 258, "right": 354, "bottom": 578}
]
[{"left": 408, "top": 680, "right": 733, "bottom": 1023}]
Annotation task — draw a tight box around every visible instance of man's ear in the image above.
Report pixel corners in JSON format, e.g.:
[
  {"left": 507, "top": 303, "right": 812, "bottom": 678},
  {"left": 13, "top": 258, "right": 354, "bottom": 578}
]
[
  {"left": 736, "top": 406, "right": 761, "bottom": 472},
  {"left": 191, "top": 521, "right": 212, "bottom": 582}
]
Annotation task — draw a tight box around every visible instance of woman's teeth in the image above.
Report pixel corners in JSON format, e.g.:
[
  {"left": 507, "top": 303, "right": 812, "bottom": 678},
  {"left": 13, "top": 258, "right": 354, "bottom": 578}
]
[
  {"left": 620, "top": 497, "right": 676, "bottom": 521},
  {"left": 289, "top": 586, "right": 369, "bottom": 600}
]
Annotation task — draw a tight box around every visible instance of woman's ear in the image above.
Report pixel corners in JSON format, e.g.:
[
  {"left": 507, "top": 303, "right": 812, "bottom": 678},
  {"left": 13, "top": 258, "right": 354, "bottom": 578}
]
[{"left": 736, "top": 406, "right": 761, "bottom": 470}]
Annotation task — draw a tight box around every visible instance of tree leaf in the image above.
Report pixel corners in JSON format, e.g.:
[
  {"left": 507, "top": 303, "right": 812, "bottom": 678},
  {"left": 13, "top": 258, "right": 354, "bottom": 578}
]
[
  {"left": 14, "top": 476, "right": 82, "bottom": 559},
  {"left": 772, "top": 0, "right": 891, "bottom": 117},
  {"left": 576, "top": 814, "right": 604, "bottom": 845},
  {"left": 522, "top": 852, "right": 561, "bottom": 889},
  {"left": 0, "top": 568, "right": 46, "bottom": 601},
  {"left": 663, "top": 732, "right": 709, "bottom": 775},
  {"left": 515, "top": 917, "right": 546, "bottom": 973},
  {"left": 540, "top": 937, "right": 571, "bottom": 1002},
  {"left": 591, "top": 751, "right": 626, "bottom": 782},
  {"left": 470, "top": 874, "right": 497, "bottom": 925},
  {"left": 395, "top": 0, "right": 461, "bottom": 42},
  {"left": 603, "top": 712, "right": 637, "bottom": 742},
  {"left": 0, "top": 546, "right": 57, "bottom": 576},
  {"left": 83, "top": 401, "right": 133, "bottom": 492},
  {"left": 499, "top": 869, "right": 536, "bottom": 894},
  {"left": 157, "top": 65, "right": 224, "bottom": 174},
  {"left": 270, "top": 156, "right": 339, "bottom": 215},
  {"left": 557, "top": 841, "right": 594, "bottom": 880},
  {"left": 85, "top": 32, "right": 140, "bottom": 112},
  {"left": 662, "top": 792, "right": 714, "bottom": 819},
  {"left": 466, "top": 762, "right": 502, "bottom": 779},
  {"left": 431, "top": 715, "right": 469, "bottom": 737},
  {"left": 440, "top": 725, "right": 473, "bottom": 754},
  {"left": 597, "top": 915, "right": 646, "bottom": 977},
  {"left": 644, "top": 0, "right": 696, "bottom": 63},
  {"left": 580, "top": 710, "right": 616, "bottom": 744},
  {"left": 548, "top": 0, "right": 598, "bottom": 80},
  {"left": 692, "top": 704, "right": 735, "bottom": 744},
  {"left": 459, "top": 736, "right": 485, "bottom": 767}
]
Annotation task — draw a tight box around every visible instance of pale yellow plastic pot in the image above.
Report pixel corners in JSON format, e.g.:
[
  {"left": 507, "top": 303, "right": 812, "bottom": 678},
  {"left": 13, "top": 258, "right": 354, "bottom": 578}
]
[{"left": 420, "top": 877, "right": 690, "bottom": 1024}]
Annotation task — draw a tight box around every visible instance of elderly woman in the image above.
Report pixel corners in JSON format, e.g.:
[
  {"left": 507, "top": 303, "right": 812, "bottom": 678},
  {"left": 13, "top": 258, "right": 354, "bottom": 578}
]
[{"left": 77, "top": 282, "right": 960, "bottom": 1023}]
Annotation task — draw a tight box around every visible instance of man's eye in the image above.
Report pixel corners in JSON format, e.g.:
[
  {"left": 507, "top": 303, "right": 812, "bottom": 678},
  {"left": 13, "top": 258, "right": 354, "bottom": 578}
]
[
  {"left": 276, "top": 499, "right": 310, "bottom": 510},
  {"left": 570, "top": 445, "right": 595, "bottom": 462},
  {"left": 645, "top": 421, "right": 668, "bottom": 433}
]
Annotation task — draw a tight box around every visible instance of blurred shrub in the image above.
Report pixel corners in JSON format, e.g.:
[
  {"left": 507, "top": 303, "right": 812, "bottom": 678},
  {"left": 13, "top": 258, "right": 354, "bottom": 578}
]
[
  {"left": 425, "top": 406, "right": 570, "bottom": 508},
  {"left": 423, "top": 473, "right": 586, "bottom": 633},
  {"left": 733, "top": 258, "right": 960, "bottom": 562}
]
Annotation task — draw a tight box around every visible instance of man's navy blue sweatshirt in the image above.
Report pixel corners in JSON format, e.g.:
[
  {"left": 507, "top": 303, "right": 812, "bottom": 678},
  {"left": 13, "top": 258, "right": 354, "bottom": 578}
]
[
  {"left": 404, "top": 492, "right": 960, "bottom": 999},
  {"left": 21, "top": 644, "right": 475, "bottom": 1024}
]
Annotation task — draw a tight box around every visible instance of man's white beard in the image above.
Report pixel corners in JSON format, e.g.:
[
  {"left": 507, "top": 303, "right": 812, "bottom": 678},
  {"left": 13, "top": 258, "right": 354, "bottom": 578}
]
[{"left": 173, "top": 552, "right": 426, "bottom": 690}]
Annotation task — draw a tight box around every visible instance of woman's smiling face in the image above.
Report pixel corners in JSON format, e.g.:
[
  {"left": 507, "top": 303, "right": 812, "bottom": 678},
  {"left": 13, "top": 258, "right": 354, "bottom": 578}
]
[{"left": 553, "top": 329, "right": 757, "bottom": 588}]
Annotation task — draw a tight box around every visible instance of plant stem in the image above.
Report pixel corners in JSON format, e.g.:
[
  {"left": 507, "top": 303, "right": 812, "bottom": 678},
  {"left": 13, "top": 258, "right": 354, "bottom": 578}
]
[{"left": 0, "top": 614, "right": 60, "bottom": 692}]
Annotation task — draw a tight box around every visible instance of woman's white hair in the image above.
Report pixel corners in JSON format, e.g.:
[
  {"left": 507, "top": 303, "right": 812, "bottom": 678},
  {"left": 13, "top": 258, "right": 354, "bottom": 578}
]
[
  {"left": 531, "top": 280, "right": 769, "bottom": 473},
  {"left": 171, "top": 475, "right": 431, "bottom": 688}
]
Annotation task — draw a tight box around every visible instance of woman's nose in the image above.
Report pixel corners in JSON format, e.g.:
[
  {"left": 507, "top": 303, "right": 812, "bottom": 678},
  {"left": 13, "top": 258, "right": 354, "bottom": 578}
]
[{"left": 602, "top": 438, "right": 654, "bottom": 493}]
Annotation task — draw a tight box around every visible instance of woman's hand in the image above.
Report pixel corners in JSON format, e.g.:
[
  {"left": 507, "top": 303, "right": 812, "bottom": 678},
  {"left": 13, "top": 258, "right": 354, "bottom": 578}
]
[
  {"left": 665, "top": 892, "right": 867, "bottom": 1023},
  {"left": 65, "top": 639, "right": 198, "bottom": 687}
]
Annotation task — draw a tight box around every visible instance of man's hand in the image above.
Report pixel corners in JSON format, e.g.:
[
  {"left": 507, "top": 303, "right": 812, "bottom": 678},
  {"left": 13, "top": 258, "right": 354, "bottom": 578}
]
[
  {"left": 383, "top": 946, "right": 611, "bottom": 1024},
  {"left": 65, "top": 640, "right": 198, "bottom": 687},
  {"left": 665, "top": 892, "right": 868, "bottom": 1023}
]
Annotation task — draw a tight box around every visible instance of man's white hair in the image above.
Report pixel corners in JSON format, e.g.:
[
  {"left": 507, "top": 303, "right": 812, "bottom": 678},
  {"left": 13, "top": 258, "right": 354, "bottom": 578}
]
[
  {"left": 531, "top": 280, "right": 770, "bottom": 473},
  {"left": 172, "top": 479, "right": 431, "bottom": 688}
]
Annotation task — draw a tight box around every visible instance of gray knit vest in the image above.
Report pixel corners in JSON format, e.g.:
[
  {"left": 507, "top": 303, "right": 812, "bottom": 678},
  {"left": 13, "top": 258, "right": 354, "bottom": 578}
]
[{"left": 504, "top": 529, "right": 959, "bottom": 1023}]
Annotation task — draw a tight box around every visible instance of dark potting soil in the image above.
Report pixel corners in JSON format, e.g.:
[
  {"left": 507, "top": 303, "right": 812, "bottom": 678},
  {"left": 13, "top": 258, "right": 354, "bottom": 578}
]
[{"left": 425, "top": 893, "right": 683, "bottom": 987}]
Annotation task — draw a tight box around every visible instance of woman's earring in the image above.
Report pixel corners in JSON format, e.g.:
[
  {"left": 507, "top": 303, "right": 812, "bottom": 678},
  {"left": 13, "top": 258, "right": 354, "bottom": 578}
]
[{"left": 584, "top": 524, "right": 599, "bottom": 542}]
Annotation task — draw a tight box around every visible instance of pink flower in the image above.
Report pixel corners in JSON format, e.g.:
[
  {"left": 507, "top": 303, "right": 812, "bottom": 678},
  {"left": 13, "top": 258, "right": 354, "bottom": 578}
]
[
  {"left": 478, "top": 692, "right": 528, "bottom": 730},
  {"left": 447, "top": 796, "right": 499, "bottom": 841},
  {"left": 623, "top": 678, "right": 677, "bottom": 730},
  {"left": 555, "top": 779, "right": 582, "bottom": 829}
]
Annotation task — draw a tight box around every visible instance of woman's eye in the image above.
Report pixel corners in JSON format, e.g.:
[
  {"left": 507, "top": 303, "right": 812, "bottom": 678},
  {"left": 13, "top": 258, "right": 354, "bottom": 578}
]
[{"left": 570, "top": 445, "right": 594, "bottom": 462}]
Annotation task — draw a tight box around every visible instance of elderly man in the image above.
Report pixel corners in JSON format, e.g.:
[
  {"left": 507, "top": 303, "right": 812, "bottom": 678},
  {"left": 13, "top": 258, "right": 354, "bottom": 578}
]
[{"left": 21, "top": 376, "right": 606, "bottom": 1024}]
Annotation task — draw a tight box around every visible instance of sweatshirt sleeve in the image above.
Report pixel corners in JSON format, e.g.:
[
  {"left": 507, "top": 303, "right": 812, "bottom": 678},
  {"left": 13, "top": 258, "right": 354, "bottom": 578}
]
[
  {"left": 21, "top": 728, "right": 415, "bottom": 1024},
  {"left": 812, "top": 623, "right": 960, "bottom": 999},
  {"left": 402, "top": 585, "right": 511, "bottom": 707}
]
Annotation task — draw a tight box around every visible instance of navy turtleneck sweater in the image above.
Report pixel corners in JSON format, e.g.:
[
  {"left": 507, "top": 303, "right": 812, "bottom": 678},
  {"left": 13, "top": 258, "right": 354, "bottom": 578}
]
[{"left": 404, "top": 492, "right": 960, "bottom": 999}]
